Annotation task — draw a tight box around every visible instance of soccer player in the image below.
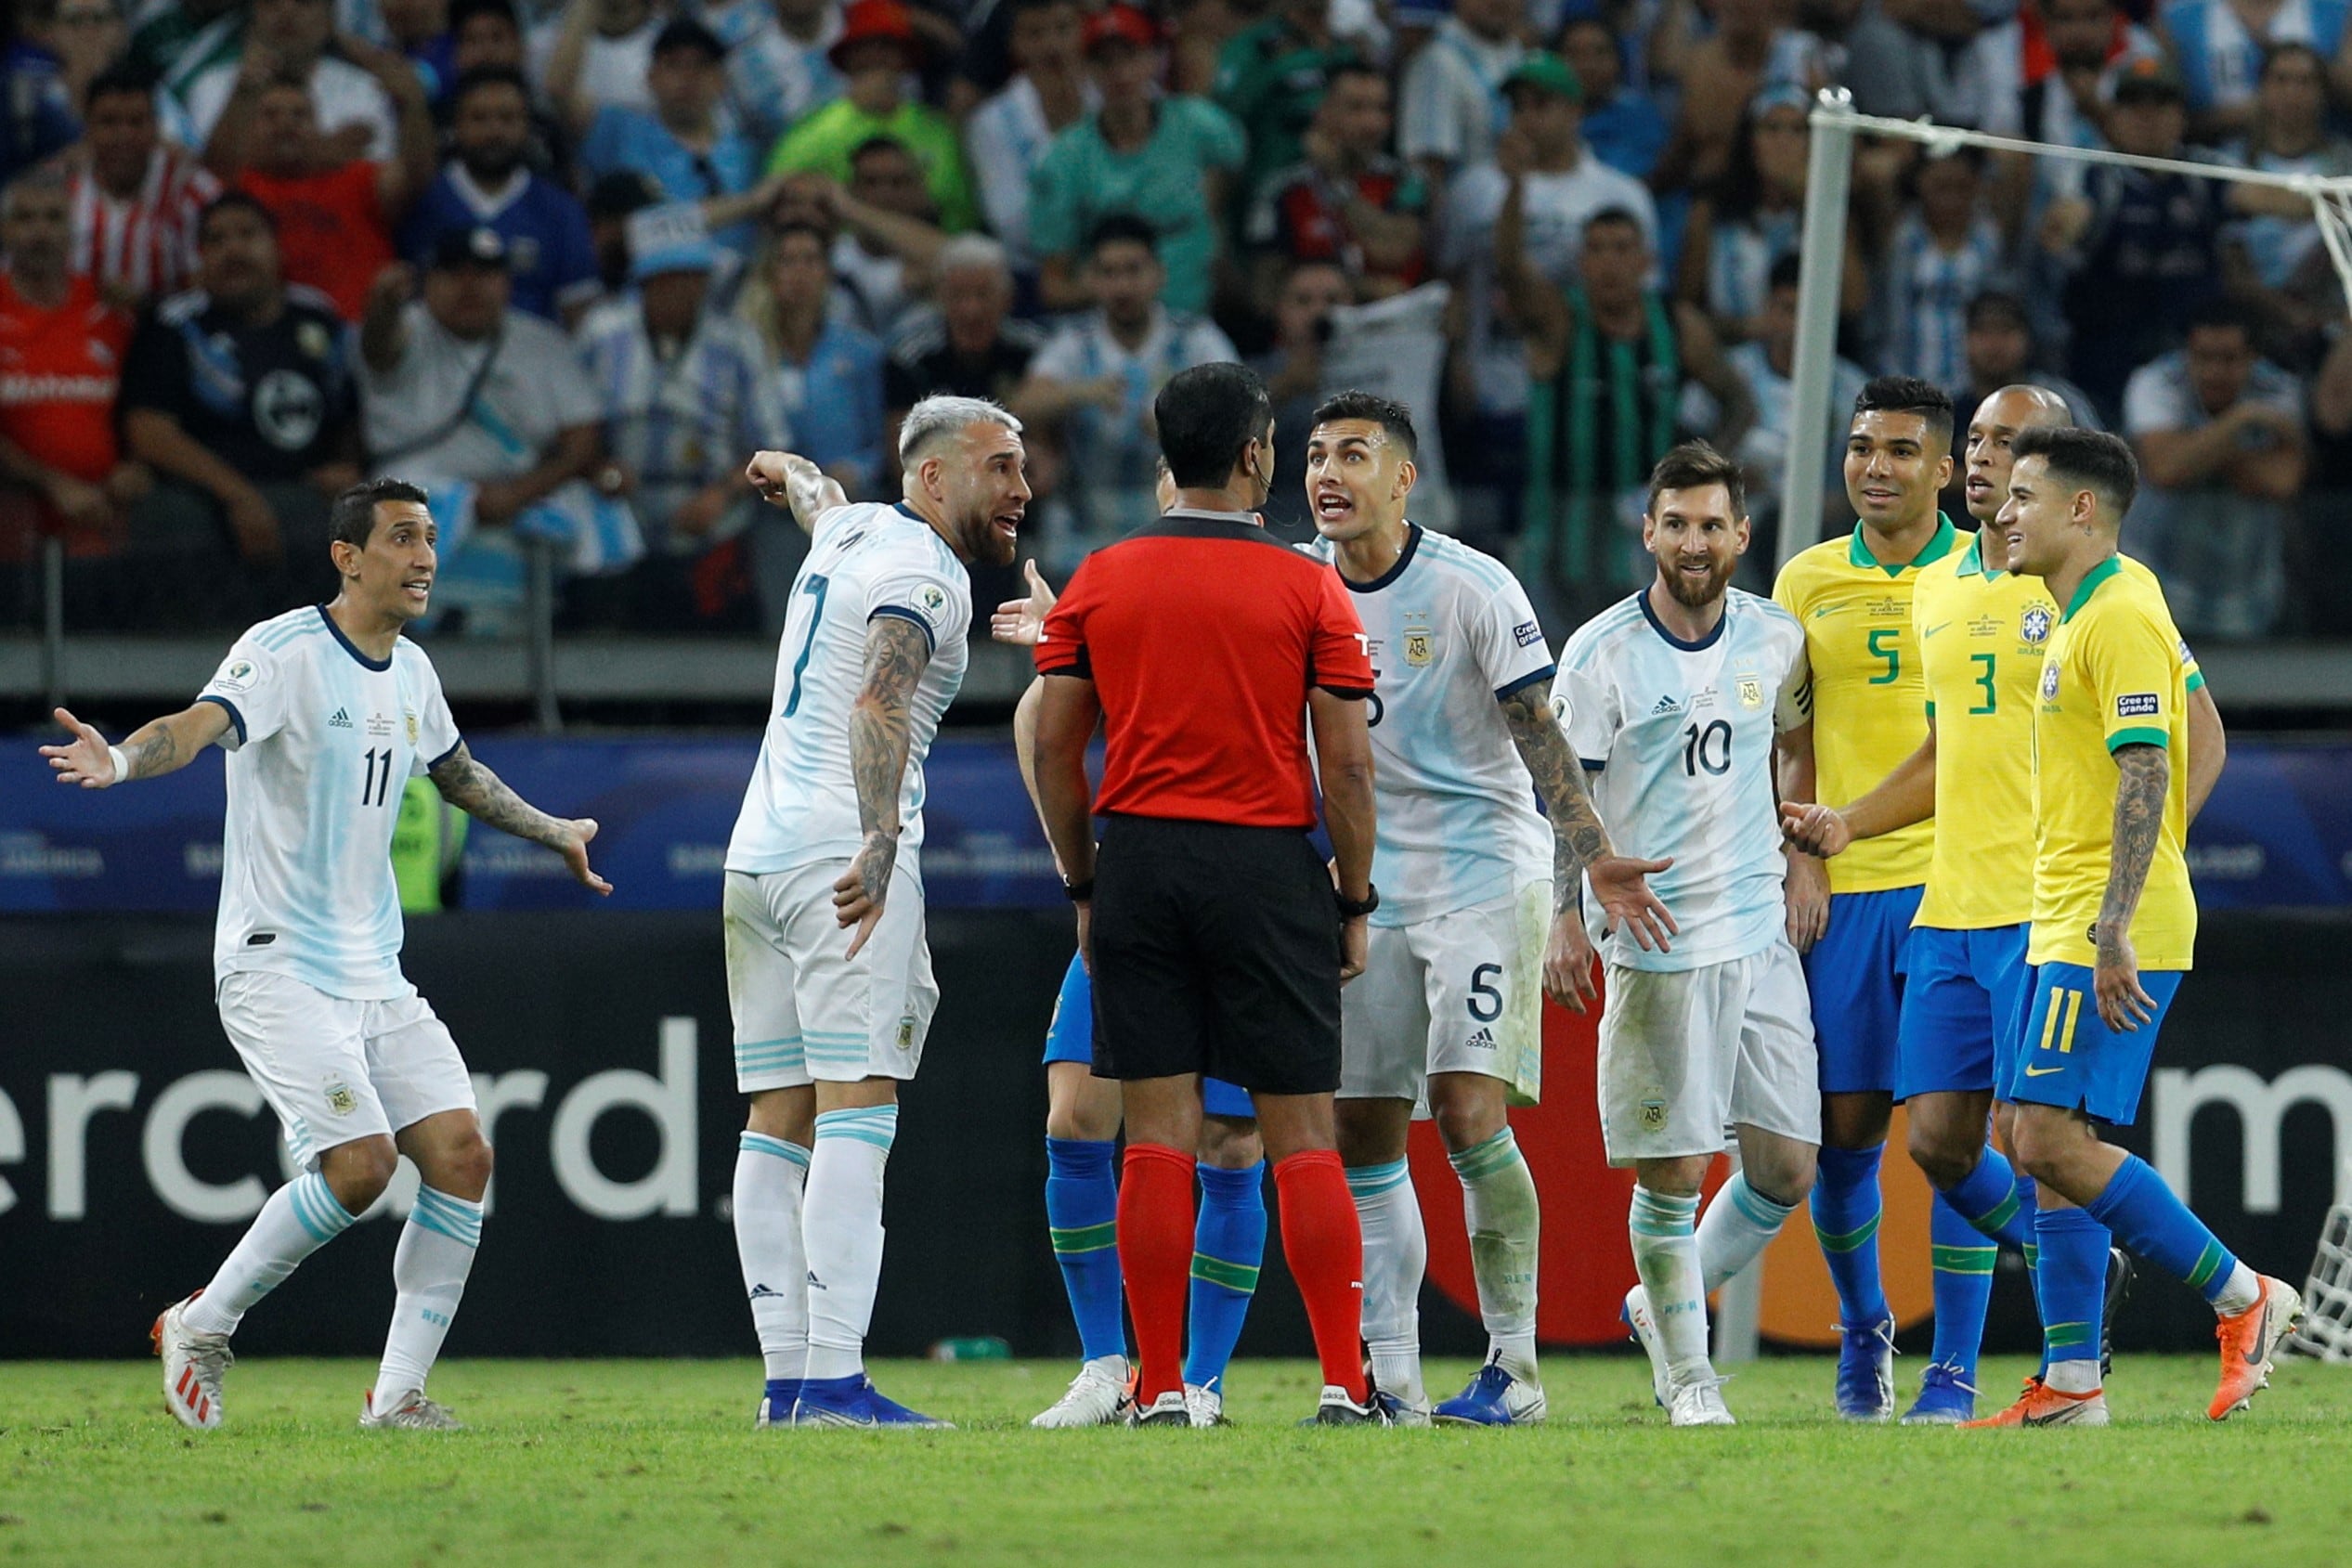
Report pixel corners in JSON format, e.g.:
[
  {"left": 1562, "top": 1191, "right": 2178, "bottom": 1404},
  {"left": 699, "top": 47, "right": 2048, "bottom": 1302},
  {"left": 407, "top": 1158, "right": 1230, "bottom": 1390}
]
[
  {"left": 1557, "top": 442, "right": 1818, "bottom": 1427},
  {"left": 727, "top": 396, "right": 1028, "bottom": 1429},
  {"left": 1305, "top": 391, "right": 1671, "bottom": 1425},
  {"left": 1772, "top": 376, "right": 1957, "bottom": 1419},
  {"left": 41, "top": 477, "right": 609, "bottom": 1432},
  {"left": 1779, "top": 385, "right": 2229, "bottom": 1420},
  {"left": 1963, "top": 427, "right": 2300, "bottom": 1425}
]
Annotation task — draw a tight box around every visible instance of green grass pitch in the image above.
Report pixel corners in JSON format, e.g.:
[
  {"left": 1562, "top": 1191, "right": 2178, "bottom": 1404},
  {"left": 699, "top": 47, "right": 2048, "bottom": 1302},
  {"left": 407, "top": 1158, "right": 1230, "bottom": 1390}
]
[{"left": 6, "top": 1354, "right": 2349, "bottom": 1566}]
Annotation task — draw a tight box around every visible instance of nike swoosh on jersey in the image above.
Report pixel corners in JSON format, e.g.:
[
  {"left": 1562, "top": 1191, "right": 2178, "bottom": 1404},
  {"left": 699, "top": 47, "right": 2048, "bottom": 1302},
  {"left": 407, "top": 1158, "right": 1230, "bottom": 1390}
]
[
  {"left": 1810, "top": 604, "right": 1845, "bottom": 619},
  {"left": 1922, "top": 622, "right": 1952, "bottom": 638}
]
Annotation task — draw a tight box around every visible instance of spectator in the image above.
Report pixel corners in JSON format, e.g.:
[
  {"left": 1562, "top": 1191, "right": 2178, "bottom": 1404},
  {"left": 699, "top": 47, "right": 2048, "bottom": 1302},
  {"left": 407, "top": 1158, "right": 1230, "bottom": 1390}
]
[
  {"left": 1395, "top": 0, "right": 1522, "bottom": 195},
  {"left": 1559, "top": 15, "right": 1670, "bottom": 184},
  {"left": 575, "top": 207, "right": 789, "bottom": 628},
  {"left": 1246, "top": 257, "right": 1350, "bottom": 537},
  {"left": 884, "top": 232, "right": 1043, "bottom": 454},
  {"left": 584, "top": 168, "right": 659, "bottom": 297},
  {"left": 2157, "top": 0, "right": 2346, "bottom": 141},
  {"left": 737, "top": 217, "right": 884, "bottom": 498},
  {"left": 1244, "top": 58, "right": 1428, "bottom": 306},
  {"left": 447, "top": 0, "right": 572, "bottom": 181},
  {"left": 964, "top": 0, "right": 1094, "bottom": 273},
  {"left": 816, "top": 136, "right": 951, "bottom": 340},
  {"left": 1012, "top": 214, "right": 1235, "bottom": 566},
  {"left": 1501, "top": 201, "right": 1751, "bottom": 612},
  {"left": 382, "top": 0, "right": 458, "bottom": 104},
  {"left": 402, "top": 69, "right": 596, "bottom": 327},
  {"left": 49, "top": 0, "right": 131, "bottom": 118},
  {"left": 357, "top": 227, "right": 612, "bottom": 634},
  {"left": 2226, "top": 42, "right": 2352, "bottom": 360},
  {"left": 0, "top": 0, "right": 88, "bottom": 187},
  {"left": 1679, "top": 85, "right": 1869, "bottom": 345},
  {"left": 1876, "top": 149, "right": 2014, "bottom": 387},
  {"left": 2125, "top": 299, "right": 2306, "bottom": 638},
  {"left": 120, "top": 192, "right": 357, "bottom": 598},
  {"left": 1651, "top": 0, "right": 1780, "bottom": 195},
  {"left": 0, "top": 168, "right": 146, "bottom": 564},
  {"left": 211, "top": 58, "right": 434, "bottom": 320},
  {"left": 1952, "top": 290, "right": 2102, "bottom": 430},
  {"left": 67, "top": 62, "right": 222, "bottom": 305},
  {"left": 182, "top": 0, "right": 400, "bottom": 162},
  {"left": 536, "top": 0, "right": 662, "bottom": 123},
  {"left": 766, "top": 0, "right": 978, "bottom": 232},
  {"left": 1029, "top": 4, "right": 1243, "bottom": 316},
  {"left": 577, "top": 19, "right": 760, "bottom": 256},
  {"left": 1214, "top": 0, "right": 1371, "bottom": 214},
  {"left": 1965, "top": 0, "right": 2158, "bottom": 148},
  {"left": 716, "top": 0, "right": 845, "bottom": 153}
]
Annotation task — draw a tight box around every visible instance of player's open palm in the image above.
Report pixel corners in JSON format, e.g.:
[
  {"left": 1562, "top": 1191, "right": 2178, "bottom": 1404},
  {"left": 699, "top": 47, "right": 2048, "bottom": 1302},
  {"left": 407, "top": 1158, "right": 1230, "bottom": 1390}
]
[
  {"left": 990, "top": 559, "right": 1056, "bottom": 646},
  {"left": 1589, "top": 855, "right": 1675, "bottom": 953},
  {"left": 556, "top": 817, "right": 612, "bottom": 895},
  {"left": 41, "top": 707, "right": 119, "bottom": 787},
  {"left": 2095, "top": 931, "right": 2157, "bottom": 1031},
  {"left": 1541, "top": 909, "right": 1600, "bottom": 1012}
]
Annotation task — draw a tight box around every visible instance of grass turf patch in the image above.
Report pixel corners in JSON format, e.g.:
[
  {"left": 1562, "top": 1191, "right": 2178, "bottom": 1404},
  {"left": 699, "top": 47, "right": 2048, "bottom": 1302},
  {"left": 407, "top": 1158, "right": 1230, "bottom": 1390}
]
[{"left": 5, "top": 1354, "right": 2347, "bottom": 1565}]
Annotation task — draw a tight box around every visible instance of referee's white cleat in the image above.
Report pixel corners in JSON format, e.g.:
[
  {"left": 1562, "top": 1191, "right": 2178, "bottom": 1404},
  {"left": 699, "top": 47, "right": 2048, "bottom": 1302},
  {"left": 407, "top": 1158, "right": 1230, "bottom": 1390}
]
[
  {"left": 1131, "top": 1390, "right": 1192, "bottom": 1427},
  {"left": 360, "top": 1388, "right": 465, "bottom": 1431},
  {"left": 1032, "top": 1359, "right": 1131, "bottom": 1429},
  {"left": 1622, "top": 1285, "right": 1671, "bottom": 1409},
  {"left": 152, "top": 1293, "right": 230, "bottom": 1432}
]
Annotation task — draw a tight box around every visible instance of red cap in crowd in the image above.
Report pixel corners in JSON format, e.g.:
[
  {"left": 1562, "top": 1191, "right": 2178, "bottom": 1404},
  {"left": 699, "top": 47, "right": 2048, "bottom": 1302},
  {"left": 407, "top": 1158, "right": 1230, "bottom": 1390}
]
[
  {"left": 830, "top": 0, "right": 922, "bottom": 68},
  {"left": 1083, "top": 4, "right": 1159, "bottom": 55}
]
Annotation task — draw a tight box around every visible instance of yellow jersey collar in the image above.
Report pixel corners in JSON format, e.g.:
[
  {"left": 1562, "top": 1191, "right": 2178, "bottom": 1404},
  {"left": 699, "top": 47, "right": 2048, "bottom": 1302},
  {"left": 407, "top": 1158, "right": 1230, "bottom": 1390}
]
[
  {"left": 1849, "top": 512, "right": 1958, "bottom": 577},
  {"left": 2060, "top": 554, "right": 2125, "bottom": 623},
  {"left": 1956, "top": 533, "right": 2007, "bottom": 580}
]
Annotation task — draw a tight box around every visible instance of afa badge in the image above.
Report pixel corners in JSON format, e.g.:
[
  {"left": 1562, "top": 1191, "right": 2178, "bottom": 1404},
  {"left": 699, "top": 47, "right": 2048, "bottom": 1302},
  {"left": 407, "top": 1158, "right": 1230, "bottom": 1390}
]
[
  {"left": 895, "top": 1017, "right": 917, "bottom": 1052},
  {"left": 2021, "top": 604, "right": 2053, "bottom": 646},
  {"left": 324, "top": 1079, "right": 357, "bottom": 1117},
  {"left": 1403, "top": 630, "right": 1434, "bottom": 667},
  {"left": 1638, "top": 1097, "right": 1668, "bottom": 1132},
  {"left": 1736, "top": 676, "right": 1763, "bottom": 709},
  {"left": 405, "top": 711, "right": 419, "bottom": 745}
]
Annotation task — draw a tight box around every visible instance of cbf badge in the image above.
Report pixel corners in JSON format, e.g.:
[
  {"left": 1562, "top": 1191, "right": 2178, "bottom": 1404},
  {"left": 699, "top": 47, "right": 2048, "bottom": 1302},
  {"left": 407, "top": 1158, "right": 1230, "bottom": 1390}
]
[
  {"left": 1736, "top": 676, "right": 1763, "bottom": 708},
  {"left": 2041, "top": 662, "right": 2061, "bottom": 701},
  {"left": 1403, "top": 630, "right": 1434, "bottom": 667},
  {"left": 2021, "top": 604, "right": 2053, "bottom": 646}
]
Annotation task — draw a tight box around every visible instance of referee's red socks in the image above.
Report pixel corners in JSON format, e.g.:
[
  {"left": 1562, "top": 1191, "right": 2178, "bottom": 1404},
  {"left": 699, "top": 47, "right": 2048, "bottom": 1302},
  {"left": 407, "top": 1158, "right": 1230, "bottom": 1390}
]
[
  {"left": 1274, "top": 1149, "right": 1371, "bottom": 1404},
  {"left": 1119, "top": 1143, "right": 1196, "bottom": 1403}
]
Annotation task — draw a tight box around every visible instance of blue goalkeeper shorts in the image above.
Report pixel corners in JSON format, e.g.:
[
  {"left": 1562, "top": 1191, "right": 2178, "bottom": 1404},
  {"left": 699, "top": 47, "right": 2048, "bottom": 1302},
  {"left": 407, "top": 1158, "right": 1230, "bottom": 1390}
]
[{"left": 1043, "top": 953, "right": 1255, "bottom": 1120}]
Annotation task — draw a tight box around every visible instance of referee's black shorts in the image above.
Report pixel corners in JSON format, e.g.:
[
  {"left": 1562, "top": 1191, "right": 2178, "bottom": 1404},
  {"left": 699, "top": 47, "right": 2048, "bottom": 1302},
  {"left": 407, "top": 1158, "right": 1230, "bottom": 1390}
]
[{"left": 1088, "top": 813, "right": 1344, "bottom": 1095}]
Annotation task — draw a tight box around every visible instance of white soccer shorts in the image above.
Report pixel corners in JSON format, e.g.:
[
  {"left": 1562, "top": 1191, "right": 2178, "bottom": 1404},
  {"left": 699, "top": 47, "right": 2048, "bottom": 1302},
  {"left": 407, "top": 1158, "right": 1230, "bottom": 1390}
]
[
  {"left": 1596, "top": 939, "right": 1821, "bottom": 1165},
  {"left": 1339, "top": 882, "right": 1550, "bottom": 1105},
  {"left": 723, "top": 861, "right": 938, "bottom": 1093},
  {"left": 214, "top": 971, "right": 477, "bottom": 1170}
]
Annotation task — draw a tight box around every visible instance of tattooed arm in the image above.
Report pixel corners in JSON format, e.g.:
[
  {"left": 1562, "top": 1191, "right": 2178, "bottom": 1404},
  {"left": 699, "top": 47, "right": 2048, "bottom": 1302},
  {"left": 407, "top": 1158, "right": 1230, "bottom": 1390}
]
[
  {"left": 429, "top": 743, "right": 612, "bottom": 893},
  {"left": 2092, "top": 743, "right": 2170, "bottom": 1031},
  {"left": 832, "top": 614, "right": 932, "bottom": 956},
  {"left": 1499, "top": 685, "right": 1676, "bottom": 1010},
  {"left": 745, "top": 448, "right": 850, "bottom": 535},
  {"left": 41, "top": 701, "right": 231, "bottom": 787}
]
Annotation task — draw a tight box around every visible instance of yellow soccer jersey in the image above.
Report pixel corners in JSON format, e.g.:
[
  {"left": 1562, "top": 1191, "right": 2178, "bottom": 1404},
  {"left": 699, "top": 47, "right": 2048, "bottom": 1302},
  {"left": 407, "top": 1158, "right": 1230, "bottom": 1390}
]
[
  {"left": 2029, "top": 555, "right": 2197, "bottom": 972},
  {"left": 1774, "top": 514, "right": 1958, "bottom": 894},
  {"left": 1917, "top": 542, "right": 2205, "bottom": 930}
]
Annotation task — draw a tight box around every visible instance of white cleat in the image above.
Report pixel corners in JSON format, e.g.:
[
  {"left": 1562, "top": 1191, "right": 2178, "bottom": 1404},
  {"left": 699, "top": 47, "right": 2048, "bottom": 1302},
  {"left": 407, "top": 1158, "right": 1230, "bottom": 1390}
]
[
  {"left": 152, "top": 1294, "right": 230, "bottom": 1432},
  {"left": 1031, "top": 1359, "right": 1131, "bottom": 1429},
  {"left": 360, "top": 1388, "right": 465, "bottom": 1430},
  {"left": 1623, "top": 1285, "right": 1671, "bottom": 1409},
  {"left": 1668, "top": 1375, "right": 1736, "bottom": 1427},
  {"left": 1183, "top": 1383, "right": 1230, "bottom": 1428}
]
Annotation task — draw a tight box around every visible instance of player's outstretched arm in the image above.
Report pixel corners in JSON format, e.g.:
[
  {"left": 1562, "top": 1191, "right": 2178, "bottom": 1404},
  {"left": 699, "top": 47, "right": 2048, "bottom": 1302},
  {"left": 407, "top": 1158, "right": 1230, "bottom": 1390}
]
[
  {"left": 41, "top": 702, "right": 230, "bottom": 788},
  {"left": 427, "top": 743, "right": 612, "bottom": 895},
  {"left": 1774, "top": 720, "right": 1831, "bottom": 953},
  {"left": 1500, "top": 687, "right": 1674, "bottom": 1001},
  {"left": 2094, "top": 743, "right": 2169, "bottom": 1032},
  {"left": 744, "top": 448, "right": 848, "bottom": 535},
  {"left": 2186, "top": 682, "right": 2227, "bottom": 824},
  {"left": 1779, "top": 724, "right": 1938, "bottom": 858},
  {"left": 834, "top": 615, "right": 931, "bottom": 956}
]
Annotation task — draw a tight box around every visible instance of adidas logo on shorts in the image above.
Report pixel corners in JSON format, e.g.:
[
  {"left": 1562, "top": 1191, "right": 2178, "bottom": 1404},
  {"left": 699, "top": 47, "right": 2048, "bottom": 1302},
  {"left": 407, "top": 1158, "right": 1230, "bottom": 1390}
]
[
  {"left": 328, "top": 707, "right": 353, "bottom": 729},
  {"left": 1466, "top": 1026, "right": 1496, "bottom": 1051}
]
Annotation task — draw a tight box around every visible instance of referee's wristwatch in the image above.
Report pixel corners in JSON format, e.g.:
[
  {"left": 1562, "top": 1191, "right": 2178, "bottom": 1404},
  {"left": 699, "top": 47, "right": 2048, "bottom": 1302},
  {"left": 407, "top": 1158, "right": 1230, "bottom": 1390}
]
[
  {"left": 1062, "top": 875, "right": 1095, "bottom": 902},
  {"left": 1335, "top": 884, "right": 1380, "bottom": 921}
]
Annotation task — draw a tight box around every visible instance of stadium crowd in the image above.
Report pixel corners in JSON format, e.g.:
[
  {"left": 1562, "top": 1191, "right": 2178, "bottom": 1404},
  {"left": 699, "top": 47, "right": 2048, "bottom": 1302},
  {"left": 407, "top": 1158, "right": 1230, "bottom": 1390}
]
[{"left": 2, "top": 0, "right": 2351, "bottom": 639}]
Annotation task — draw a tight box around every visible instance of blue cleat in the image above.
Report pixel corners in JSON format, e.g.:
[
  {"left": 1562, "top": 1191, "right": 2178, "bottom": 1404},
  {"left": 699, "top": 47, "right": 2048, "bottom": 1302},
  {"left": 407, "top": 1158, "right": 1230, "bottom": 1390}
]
[
  {"left": 792, "top": 1373, "right": 955, "bottom": 1430},
  {"left": 1433, "top": 1357, "right": 1548, "bottom": 1426},
  {"left": 1835, "top": 1317, "right": 1896, "bottom": 1422},
  {"left": 1899, "top": 1360, "right": 1977, "bottom": 1424},
  {"left": 755, "top": 1379, "right": 803, "bottom": 1428}
]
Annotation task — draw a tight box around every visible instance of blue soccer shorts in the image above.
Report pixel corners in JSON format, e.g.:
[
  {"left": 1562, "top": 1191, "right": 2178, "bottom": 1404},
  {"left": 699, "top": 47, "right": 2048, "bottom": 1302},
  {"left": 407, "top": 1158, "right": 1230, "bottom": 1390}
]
[
  {"left": 1996, "top": 961, "right": 2184, "bottom": 1126},
  {"left": 1803, "top": 885, "right": 1924, "bottom": 1095},
  {"left": 1042, "top": 952, "right": 1256, "bottom": 1120},
  {"left": 1895, "top": 923, "right": 2034, "bottom": 1102}
]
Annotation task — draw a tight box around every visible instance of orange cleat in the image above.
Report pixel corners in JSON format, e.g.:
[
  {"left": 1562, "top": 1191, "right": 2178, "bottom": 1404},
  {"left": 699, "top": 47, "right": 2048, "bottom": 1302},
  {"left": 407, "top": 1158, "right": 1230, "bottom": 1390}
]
[
  {"left": 1958, "top": 1377, "right": 2109, "bottom": 1429},
  {"left": 2209, "top": 1276, "right": 2305, "bottom": 1421}
]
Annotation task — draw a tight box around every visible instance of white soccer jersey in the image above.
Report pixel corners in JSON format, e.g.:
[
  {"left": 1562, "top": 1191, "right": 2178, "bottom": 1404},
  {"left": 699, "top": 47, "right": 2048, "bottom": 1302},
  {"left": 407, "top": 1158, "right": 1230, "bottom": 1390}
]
[
  {"left": 1554, "top": 589, "right": 1809, "bottom": 973},
  {"left": 1310, "top": 524, "right": 1553, "bottom": 927},
  {"left": 197, "top": 606, "right": 461, "bottom": 1000},
  {"left": 726, "top": 501, "right": 971, "bottom": 878}
]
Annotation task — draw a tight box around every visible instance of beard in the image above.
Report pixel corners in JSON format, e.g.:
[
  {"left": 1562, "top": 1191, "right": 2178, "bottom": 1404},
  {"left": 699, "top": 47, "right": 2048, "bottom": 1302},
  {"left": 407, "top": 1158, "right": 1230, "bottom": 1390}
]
[
  {"left": 955, "top": 505, "right": 1019, "bottom": 567},
  {"left": 1660, "top": 556, "right": 1734, "bottom": 608}
]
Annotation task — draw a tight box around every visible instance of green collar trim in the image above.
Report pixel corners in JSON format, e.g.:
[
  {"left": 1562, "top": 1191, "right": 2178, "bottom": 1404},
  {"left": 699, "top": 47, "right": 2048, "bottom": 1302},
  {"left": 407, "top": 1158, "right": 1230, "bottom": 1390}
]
[
  {"left": 1850, "top": 512, "right": 1957, "bottom": 576},
  {"left": 2061, "top": 555, "right": 2125, "bottom": 623},
  {"left": 1956, "top": 534, "right": 2007, "bottom": 580}
]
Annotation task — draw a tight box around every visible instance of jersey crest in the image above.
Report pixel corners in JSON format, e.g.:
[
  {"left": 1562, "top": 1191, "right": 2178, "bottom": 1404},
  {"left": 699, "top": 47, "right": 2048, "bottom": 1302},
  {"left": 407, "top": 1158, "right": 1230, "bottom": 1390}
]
[
  {"left": 2021, "top": 604, "right": 2053, "bottom": 646},
  {"left": 1402, "top": 626, "right": 1435, "bottom": 667}
]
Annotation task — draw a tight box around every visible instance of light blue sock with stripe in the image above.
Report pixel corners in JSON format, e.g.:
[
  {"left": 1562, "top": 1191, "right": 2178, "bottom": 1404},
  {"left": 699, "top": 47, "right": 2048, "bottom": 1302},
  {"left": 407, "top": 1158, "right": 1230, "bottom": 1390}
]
[
  {"left": 1696, "top": 1172, "right": 1797, "bottom": 1292},
  {"left": 1347, "top": 1158, "right": 1427, "bottom": 1404},
  {"left": 1450, "top": 1129, "right": 1540, "bottom": 1380},
  {"left": 1813, "top": 1144, "right": 1891, "bottom": 1327},
  {"left": 376, "top": 1186, "right": 485, "bottom": 1404},
  {"left": 1045, "top": 1137, "right": 1125, "bottom": 1365},
  {"left": 805, "top": 1105, "right": 899, "bottom": 1381},
  {"left": 183, "top": 1170, "right": 357, "bottom": 1337},
  {"left": 735, "top": 1131, "right": 813, "bottom": 1391},
  {"left": 1185, "top": 1161, "right": 1266, "bottom": 1393},
  {"left": 1630, "top": 1186, "right": 1710, "bottom": 1384}
]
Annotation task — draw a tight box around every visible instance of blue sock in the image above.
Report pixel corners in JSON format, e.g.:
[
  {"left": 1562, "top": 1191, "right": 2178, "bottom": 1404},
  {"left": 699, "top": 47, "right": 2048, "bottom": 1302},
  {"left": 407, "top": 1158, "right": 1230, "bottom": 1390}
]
[
  {"left": 1928, "top": 1192, "right": 1995, "bottom": 1384},
  {"left": 1045, "top": 1137, "right": 1125, "bottom": 1364},
  {"left": 2034, "top": 1204, "right": 2111, "bottom": 1377},
  {"left": 1943, "top": 1147, "right": 2035, "bottom": 1251},
  {"left": 1812, "top": 1144, "right": 1890, "bottom": 1326},
  {"left": 2085, "top": 1153, "right": 2241, "bottom": 1303},
  {"left": 1185, "top": 1160, "right": 1267, "bottom": 1393}
]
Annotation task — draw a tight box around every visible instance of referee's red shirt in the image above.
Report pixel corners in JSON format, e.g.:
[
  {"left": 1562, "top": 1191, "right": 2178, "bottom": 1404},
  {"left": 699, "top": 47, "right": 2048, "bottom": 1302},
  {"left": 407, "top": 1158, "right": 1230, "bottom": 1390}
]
[{"left": 1035, "top": 512, "right": 1374, "bottom": 829}]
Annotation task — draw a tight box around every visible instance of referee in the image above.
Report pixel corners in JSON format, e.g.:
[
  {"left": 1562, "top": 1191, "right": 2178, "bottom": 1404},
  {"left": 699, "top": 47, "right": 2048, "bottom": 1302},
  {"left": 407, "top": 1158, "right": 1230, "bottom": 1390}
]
[{"left": 1032, "top": 362, "right": 1386, "bottom": 1427}]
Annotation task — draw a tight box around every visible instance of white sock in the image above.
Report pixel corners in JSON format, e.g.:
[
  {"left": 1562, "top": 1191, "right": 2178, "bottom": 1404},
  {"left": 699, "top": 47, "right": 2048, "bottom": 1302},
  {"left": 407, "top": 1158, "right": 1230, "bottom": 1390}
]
[
  {"left": 1346, "top": 1158, "right": 1426, "bottom": 1406},
  {"left": 182, "top": 1171, "right": 356, "bottom": 1337},
  {"left": 2047, "top": 1359, "right": 2102, "bottom": 1394},
  {"left": 1631, "top": 1186, "right": 1710, "bottom": 1385},
  {"left": 373, "top": 1186, "right": 482, "bottom": 1401},
  {"left": 1696, "top": 1172, "right": 1797, "bottom": 1293},
  {"left": 734, "top": 1132, "right": 812, "bottom": 1381},
  {"left": 2213, "top": 1262, "right": 2262, "bottom": 1316},
  {"left": 802, "top": 1105, "right": 896, "bottom": 1382},
  {"left": 1450, "top": 1128, "right": 1540, "bottom": 1383}
]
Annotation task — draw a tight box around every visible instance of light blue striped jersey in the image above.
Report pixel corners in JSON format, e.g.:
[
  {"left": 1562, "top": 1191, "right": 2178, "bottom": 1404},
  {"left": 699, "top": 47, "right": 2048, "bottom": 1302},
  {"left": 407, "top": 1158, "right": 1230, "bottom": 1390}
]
[
  {"left": 1554, "top": 588, "right": 1809, "bottom": 972},
  {"left": 726, "top": 501, "right": 971, "bottom": 878},
  {"left": 198, "top": 607, "right": 461, "bottom": 999},
  {"left": 2163, "top": 0, "right": 2348, "bottom": 115},
  {"left": 1307, "top": 524, "right": 1553, "bottom": 926}
]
